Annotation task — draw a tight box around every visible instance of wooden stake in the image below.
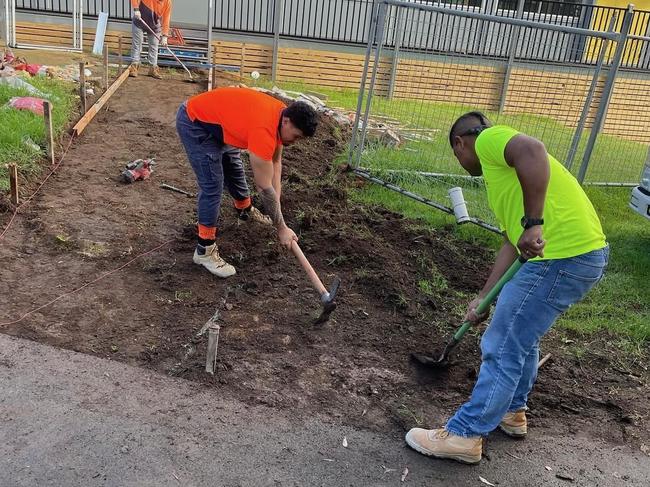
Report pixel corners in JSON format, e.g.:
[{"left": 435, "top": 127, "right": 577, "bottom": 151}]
[
  {"left": 103, "top": 45, "right": 109, "bottom": 91},
  {"left": 538, "top": 353, "right": 552, "bottom": 369},
  {"left": 240, "top": 43, "right": 246, "bottom": 79},
  {"left": 43, "top": 101, "right": 55, "bottom": 166},
  {"left": 205, "top": 324, "right": 220, "bottom": 375},
  {"left": 72, "top": 69, "right": 130, "bottom": 136},
  {"left": 118, "top": 36, "right": 123, "bottom": 72},
  {"left": 210, "top": 51, "right": 216, "bottom": 91},
  {"left": 8, "top": 164, "right": 19, "bottom": 205},
  {"left": 79, "top": 62, "right": 87, "bottom": 114}
]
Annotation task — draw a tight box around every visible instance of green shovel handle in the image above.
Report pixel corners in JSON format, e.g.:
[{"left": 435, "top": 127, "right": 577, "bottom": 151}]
[{"left": 452, "top": 256, "right": 527, "bottom": 341}]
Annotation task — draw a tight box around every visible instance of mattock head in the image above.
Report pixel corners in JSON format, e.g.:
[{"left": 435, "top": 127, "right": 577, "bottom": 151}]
[{"left": 314, "top": 277, "right": 341, "bottom": 324}]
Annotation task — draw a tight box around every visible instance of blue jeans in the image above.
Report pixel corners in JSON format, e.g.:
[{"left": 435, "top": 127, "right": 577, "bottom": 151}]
[
  {"left": 176, "top": 103, "right": 250, "bottom": 228},
  {"left": 446, "top": 246, "right": 609, "bottom": 437},
  {"left": 131, "top": 18, "right": 159, "bottom": 66}
]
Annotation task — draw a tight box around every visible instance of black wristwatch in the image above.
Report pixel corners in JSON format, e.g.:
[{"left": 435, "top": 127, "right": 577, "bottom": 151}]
[{"left": 521, "top": 216, "right": 544, "bottom": 229}]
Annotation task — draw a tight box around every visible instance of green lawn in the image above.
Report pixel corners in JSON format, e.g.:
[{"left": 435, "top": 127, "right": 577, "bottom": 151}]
[
  {"left": 261, "top": 78, "right": 650, "bottom": 344},
  {"left": 563, "top": 187, "right": 650, "bottom": 342},
  {"left": 257, "top": 78, "right": 646, "bottom": 184},
  {"left": 0, "top": 76, "right": 76, "bottom": 190}
]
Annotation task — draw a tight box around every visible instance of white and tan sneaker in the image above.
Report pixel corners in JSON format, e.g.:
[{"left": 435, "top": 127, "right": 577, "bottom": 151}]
[
  {"left": 405, "top": 428, "right": 482, "bottom": 464},
  {"left": 499, "top": 409, "right": 527, "bottom": 438},
  {"left": 193, "top": 244, "right": 236, "bottom": 278}
]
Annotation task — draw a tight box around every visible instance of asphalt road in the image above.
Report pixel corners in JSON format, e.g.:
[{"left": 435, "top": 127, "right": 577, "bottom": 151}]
[{"left": 1, "top": 334, "right": 648, "bottom": 487}]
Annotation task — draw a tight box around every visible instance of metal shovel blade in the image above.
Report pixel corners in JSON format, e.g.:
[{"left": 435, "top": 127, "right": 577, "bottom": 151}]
[
  {"left": 410, "top": 257, "right": 527, "bottom": 370},
  {"left": 410, "top": 337, "right": 460, "bottom": 370},
  {"left": 411, "top": 352, "right": 446, "bottom": 366}
]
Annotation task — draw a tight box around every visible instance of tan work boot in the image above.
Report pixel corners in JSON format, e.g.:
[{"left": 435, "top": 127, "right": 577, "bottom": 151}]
[
  {"left": 148, "top": 65, "right": 162, "bottom": 79},
  {"left": 128, "top": 63, "right": 139, "bottom": 77},
  {"left": 499, "top": 409, "right": 527, "bottom": 438},
  {"left": 238, "top": 205, "right": 272, "bottom": 226},
  {"left": 193, "top": 244, "right": 236, "bottom": 278},
  {"left": 405, "top": 428, "right": 482, "bottom": 464}
]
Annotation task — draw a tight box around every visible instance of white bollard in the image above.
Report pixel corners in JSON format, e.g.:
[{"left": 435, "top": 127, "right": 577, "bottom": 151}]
[{"left": 448, "top": 186, "right": 471, "bottom": 224}]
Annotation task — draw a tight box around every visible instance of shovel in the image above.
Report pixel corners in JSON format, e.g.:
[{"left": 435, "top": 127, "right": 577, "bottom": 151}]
[
  {"left": 412, "top": 256, "right": 527, "bottom": 369},
  {"left": 136, "top": 18, "right": 196, "bottom": 83}
]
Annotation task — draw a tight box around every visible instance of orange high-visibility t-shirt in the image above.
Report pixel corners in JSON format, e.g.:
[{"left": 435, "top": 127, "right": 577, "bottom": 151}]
[
  {"left": 131, "top": 0, "right": 172, "bottom": 35},
  {"left": 186, "top": 87, "right": 286, "bottom": 161}
]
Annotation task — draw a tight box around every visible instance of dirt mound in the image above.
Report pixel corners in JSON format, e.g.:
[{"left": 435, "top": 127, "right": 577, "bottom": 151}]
[{"left": 1, "top": 77, "right": 648, "bottom": 446}]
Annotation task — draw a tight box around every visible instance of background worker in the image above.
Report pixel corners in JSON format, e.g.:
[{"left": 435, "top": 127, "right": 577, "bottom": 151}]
[
  {"left": 406, "top": 111, "right": 608, "bottom": 464},
  {"left": 176, "top": 86, "right": 318, "bottom": 278},
  {"left": 129, "top": 0, "right": 172, "bottom": 79}
]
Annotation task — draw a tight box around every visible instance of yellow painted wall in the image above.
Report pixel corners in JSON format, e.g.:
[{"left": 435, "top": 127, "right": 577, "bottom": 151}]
[
  {"left": 599, "top": 0, "right": 650, "bottom": 9},
  {"left": 586, "top": 0, "right": 650, "bottom": 64}
]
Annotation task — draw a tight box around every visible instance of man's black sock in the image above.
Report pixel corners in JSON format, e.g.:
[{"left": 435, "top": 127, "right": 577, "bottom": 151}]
[{"left": 197, "top": 238, "right": 216, "bottom": 253}]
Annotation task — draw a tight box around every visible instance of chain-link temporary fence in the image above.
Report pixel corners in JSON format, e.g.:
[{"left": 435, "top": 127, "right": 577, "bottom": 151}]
[
  {"left": 586, "top": 30, "right": 650, "bottom": 185},
  {"left": 349, "top": 0, "right": 648, "bottom": 233}
]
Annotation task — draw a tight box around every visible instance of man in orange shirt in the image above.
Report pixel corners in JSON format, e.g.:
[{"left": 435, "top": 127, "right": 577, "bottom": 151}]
[
  {"left": 128, "top": 0, "right": 172, "bottom": 79},
  {"left": 176, "top": 87, "right": 319, "bottom": 278}
]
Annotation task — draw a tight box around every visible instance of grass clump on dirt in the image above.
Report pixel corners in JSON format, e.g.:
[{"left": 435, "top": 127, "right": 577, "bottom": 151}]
[
  {"left": 0, "top": 76, "right": 76, "bottom": 190},
  {"left": 353, "top": 170, "right": 650, "bottom": 346},
  {"left": 561, "top": 187, "right": 650, "bottom": 342}
]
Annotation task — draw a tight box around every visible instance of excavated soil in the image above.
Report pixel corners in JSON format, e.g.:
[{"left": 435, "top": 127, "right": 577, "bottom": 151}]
[{"left": 1, "top": 76, "right": 648, "bottom": 449}]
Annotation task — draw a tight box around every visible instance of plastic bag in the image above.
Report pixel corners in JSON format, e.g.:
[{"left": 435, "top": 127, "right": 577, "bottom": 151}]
[
  {"left": 13, "top": 63, "right": 43, "bottom": 76},
  {"left": 0, "top": 65, "right": 16, "bottom": 78},
  {"left": 0, "top": 76, "right": 48, "bottom": 97},
  {"left": 5, "top": 96, "right": 46, "bottom": 116},
  {"left": 1, "top": 48, "right": 15, "bottom": 63}
]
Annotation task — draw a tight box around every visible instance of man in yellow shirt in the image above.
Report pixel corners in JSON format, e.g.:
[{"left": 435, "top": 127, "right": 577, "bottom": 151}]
[{"left": 406, "top": 112, "right": 608, "bottom": 464}]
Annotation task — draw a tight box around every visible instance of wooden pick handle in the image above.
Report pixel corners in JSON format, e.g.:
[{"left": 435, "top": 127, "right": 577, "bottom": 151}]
[{"left": 291, "top": 241, "right": 327, "bottom": 296}]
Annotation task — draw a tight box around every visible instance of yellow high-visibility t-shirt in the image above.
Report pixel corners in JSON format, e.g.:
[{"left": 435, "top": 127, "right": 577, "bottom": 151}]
[{"left": 475, "top": 126, "right": 606, "bottom": 260}]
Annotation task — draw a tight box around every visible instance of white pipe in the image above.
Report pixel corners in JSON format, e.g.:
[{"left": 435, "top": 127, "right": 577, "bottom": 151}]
[
  {"left": 448, "top": 186, "right": 471, "bottom": 224},
  {"left": 73, "top": 0, "right": 78, "bottom": 49},
  {"left": 78, "top": 0, "right": 84, "bottom": 50},
  {"left": 11, "top": 0, "right": 16, "bottom": 46},
  {"left": 207, "top": 0, "right": 214, "bottom": 90}
]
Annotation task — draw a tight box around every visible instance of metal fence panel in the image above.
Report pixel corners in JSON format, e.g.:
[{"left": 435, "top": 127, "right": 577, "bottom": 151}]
[
  {"left": 350, "top": 0, "right": 644, "bottom": 233},
  {"left": 15, "top": 0, "right": 650, "bottom": 70},
  {"left": 584, "top": 34, "right": 650, "bottom": 184}
]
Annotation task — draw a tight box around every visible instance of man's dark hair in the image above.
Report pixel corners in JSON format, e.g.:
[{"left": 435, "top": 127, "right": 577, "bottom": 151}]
[
  {"left": 449, "top": 111, "right": 492, "bottom": 148},
  {"left": 284, "top": 101, "right": 318, "bottom": 137}
]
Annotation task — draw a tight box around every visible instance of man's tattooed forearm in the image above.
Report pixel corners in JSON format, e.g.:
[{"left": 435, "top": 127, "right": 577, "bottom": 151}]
[{"left": 260, "top": 187, "right": 285, "bottom": 228}]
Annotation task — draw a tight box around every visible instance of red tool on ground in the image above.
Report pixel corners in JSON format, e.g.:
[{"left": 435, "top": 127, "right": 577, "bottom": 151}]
[{"left": 121, "top": 158, "right": 155, "bottom": 183}]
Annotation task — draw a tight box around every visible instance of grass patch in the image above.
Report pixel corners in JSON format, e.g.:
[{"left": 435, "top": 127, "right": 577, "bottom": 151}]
[
  {"left": 349, "top": 180, "right": 503, "bottom": 249},
  {"left": 558, "top": 187, "right": 650, "bottom": 342},
  {"left": 254, "top": 77, "right": 646, "bottom": 184},
  {"left": 0, "top": 76, "right": 76, "bottom": 190}
]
